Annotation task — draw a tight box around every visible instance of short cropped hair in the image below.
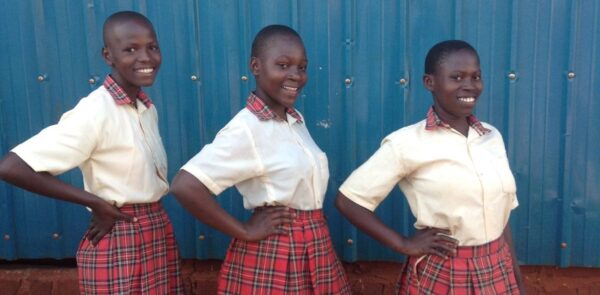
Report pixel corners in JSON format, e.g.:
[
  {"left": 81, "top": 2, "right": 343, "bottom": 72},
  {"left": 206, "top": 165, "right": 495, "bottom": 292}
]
[
  {"left": 251, "top": 25, "right": 302, "bottom": 58},
  {"left": 103, "top": 11, "right": 154, "bottom": 46},
  {"left": 424, "top": 40, "right": 479, "bottom": 74}
]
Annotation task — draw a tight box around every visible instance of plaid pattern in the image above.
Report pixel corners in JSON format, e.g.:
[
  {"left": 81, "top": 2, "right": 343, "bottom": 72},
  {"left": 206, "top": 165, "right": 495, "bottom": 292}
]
[
  {"left": 76, "top": 202, "right": 183, "bottom": 295},
  {"left": 425, "top": 106, "right": 491, "bottom": 136},
  {"left": 218, "top": 209, "right": 351, "bottom": 295},
  {"left": 397, "top": 237, "right": 519, "bottom": 295},
  {"left": 103, "top": 75, "right": 153, "bottom": 108},
  {"left": 246, "top": 92, "right": 303, "bottom": 123}
]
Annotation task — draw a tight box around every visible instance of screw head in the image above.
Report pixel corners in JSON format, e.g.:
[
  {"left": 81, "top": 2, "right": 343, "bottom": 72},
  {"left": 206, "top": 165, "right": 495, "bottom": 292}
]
[
  {"left": 560, "top": 242, "right": 567, "bottom": 249},
  {"left": 190, "top": 75, "right": 198, "bottom": 81},
  {"left": 241, "top": 75, "right": 248, "bottom": 82},
  {"left": 52, "top": 233, "right": 60, "bottom": 240},
  {"left": 346, "top": 238, "right": 353, "bottom": 245},
  {"left": 344, "top": 78, "right": 352, "bottom": 86},
  {"left": 88, "top": 78, "right": 96, "bottom": 84},
  {"left": 399, "top": 78, "right": 408, "bottom": 86},
  {"left": 37, "top": 75, "right": 46, "bottom": 82},
  {"left": 567, "top": 72, "right": 576, "bottom": 79},
  {"left": 3, "top": 234, "right": 9, "bottom": 240},
  {"left": 198, "top": 235, "right": 205, "bottom": 240},
  {"left": 507, "top": 72, "right": 517, "bottom": 81}
]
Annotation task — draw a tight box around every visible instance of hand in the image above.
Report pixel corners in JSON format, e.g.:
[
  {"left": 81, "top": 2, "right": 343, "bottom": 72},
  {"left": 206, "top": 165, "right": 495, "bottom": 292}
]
[
  {"left": 402, "top": 228, "right": 458, "bottom": 259},
  {"left": 86, "top": 200, "right": 133, "bottom": 246},
  {"left": 241, "top": 206, "right": 295, "bottom": 241}
]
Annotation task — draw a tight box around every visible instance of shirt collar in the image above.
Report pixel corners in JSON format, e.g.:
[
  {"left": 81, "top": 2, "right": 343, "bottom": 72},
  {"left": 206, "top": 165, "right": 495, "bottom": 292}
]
[
  {"left": 425, "top": 106, "right": 491, "bottom": 136},
  {"left": 245, "top": 92, "right": 303, "bottom": 123},
  {"left": 102, "top": 75, "right": 153, "bottom": 108}
]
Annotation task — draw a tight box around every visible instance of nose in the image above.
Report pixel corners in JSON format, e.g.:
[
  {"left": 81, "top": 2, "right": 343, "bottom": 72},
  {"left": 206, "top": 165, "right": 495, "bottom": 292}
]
[
  {"left": 461, "top": 78, "right": 477, "bottom": 90},
  {"left": 287, "top": 67, "right": 303, "bottom": 80},
  {"left": 137, "top": 48, "right": 151, "bottom": 62}
]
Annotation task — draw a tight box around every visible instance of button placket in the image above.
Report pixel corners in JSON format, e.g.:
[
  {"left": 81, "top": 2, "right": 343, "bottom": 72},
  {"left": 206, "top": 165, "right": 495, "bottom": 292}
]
[{"left": 286, "top": 122, "right": 321, "bottom": 207}]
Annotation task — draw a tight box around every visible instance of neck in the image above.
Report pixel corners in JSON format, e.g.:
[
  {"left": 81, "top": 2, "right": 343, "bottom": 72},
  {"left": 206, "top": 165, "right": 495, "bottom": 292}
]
[{"left": 432, "top": 106, "right": 470, "bottom": 137}]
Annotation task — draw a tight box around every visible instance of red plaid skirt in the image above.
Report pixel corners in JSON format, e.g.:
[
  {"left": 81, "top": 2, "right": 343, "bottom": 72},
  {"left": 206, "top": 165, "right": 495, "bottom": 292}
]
[
  {"left": 218, "top": 209, "right": 351, "bottom": 295},
  {"left": 397, "top": 236, "right": 520, "bottom": 295},
  {"left": 76, "top": 202, "right": 183, "bottom": 295}
]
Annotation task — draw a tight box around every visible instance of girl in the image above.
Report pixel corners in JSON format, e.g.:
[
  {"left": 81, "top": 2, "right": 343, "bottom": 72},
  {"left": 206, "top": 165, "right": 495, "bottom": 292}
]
[
  {"left": 335, "top": 40, "right": 524, "bottom": 294},
  {"left": 171, "top": 25, "right": 351, "bottom": 294},
  {"left": 0, "top": 11, "right": 183, "bottom": 294}
]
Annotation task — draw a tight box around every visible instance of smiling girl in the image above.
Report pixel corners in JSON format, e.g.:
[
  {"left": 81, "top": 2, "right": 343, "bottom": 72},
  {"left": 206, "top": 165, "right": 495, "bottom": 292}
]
[
  {"left": 335, "top": 40, "right": 524, "bottom": 294},
  {"left": 171, "top": 25, "right": 351, "bottom": 295}
]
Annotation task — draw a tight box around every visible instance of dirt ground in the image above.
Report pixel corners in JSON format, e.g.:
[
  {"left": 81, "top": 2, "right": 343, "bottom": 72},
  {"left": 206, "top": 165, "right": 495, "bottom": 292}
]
[{"left": 1, "top": 259, "right": 599, "bottom": 294}]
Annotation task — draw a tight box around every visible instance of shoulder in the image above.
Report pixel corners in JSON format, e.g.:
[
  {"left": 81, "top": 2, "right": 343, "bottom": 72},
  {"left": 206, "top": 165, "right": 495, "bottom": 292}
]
[
  {"left": 480, "top": 121, "right": 501, "bottom": 134},
  {"left": 382, "top": 119, "right": 426, "bottom": 146},
  {"left": 72, "top": 86, "right": 115, "bottom": 115},
  {"left": 213, "top": 109, "right": 255, "bottom": 139}
]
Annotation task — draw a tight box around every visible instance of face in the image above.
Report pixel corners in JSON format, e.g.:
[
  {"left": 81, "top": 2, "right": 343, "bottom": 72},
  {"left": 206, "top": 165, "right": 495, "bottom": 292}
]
[
  {"left": 250, "top": 35, "right": 308, "bottom": 118},
  {"left": 423, "top": 50, "right": 483, "bottom": 125},
  {"left": 102, "top": 19, "right": 161, "bottom": 99}
]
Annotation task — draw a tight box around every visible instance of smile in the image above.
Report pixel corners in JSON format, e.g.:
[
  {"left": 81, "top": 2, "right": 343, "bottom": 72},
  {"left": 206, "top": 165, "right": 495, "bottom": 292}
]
[
  {"left": 135, "top": 67, "right": 155, "bottom": 74},
  {"left": 457, "top": 97, "right": 476, "bottom": 103},
  {"left": 282, "top": 85, "right": 299, "bottom": 92}
]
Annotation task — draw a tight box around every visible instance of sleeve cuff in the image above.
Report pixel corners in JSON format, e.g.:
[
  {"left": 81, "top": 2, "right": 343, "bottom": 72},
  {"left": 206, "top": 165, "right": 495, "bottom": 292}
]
[
  {"left": 339, "top": 186, "right": 378, "bottom": 212},
  {"left": 181, "top": 165, "right": 224, "bottom": 195}
]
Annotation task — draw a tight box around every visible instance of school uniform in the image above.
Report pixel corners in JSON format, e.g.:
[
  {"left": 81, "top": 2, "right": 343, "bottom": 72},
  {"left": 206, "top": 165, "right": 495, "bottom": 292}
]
[
  {"left": 182, "top": 92, "right": 351, "bottom": 294},
  {"left": 340, "top": 107, "right": 520, "bottom": 294},
  {"left": 12, "top": 75, "right": 183, "bottom": 295}
]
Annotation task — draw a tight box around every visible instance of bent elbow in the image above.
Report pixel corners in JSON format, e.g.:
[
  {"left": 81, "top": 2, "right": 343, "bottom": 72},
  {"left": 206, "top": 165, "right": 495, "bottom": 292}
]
[
  {"left": 334, "top": 191, "right": 348, "bottom": 212},
  {"left": 169, "top": 177, "right": 185, "bottom": 200},
  {"left": 0, "top": 154, "right": 17, "bottom": 181}
]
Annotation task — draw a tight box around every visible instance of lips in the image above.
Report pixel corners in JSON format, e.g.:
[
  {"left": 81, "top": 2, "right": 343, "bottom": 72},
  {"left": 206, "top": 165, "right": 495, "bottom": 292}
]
[
  {"left": 282, "top": 85, "right": 299, "bottom": 92},
  {"left": 457, "top": 96, "right": 476, "bottom": 104},
  {"left": 135, "top": 67, "right": 155, "bottom": 74}
]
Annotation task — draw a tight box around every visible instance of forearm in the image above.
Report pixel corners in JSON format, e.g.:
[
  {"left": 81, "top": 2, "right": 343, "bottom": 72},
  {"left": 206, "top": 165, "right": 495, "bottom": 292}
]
[
  {"left": 335, "top": 192, "right": 408, "bottom": 254},
  {"left": 171, "top": 170, "right": 247, "bottom": 239},
  {"left": 503, "top": 223, "right": 525, "bottom": 292},
  {"left": 0, "top": 152, "right": 103, "bottom": 208}
]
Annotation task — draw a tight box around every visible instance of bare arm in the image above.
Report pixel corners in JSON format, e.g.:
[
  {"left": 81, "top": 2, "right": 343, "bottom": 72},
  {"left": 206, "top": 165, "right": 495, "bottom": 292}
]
[
  {"left": 503, "top": 223, "right": 525, "bottom": 293},
  {"left": 335, "top": 192, "right": 457, "bottom": 258},
  {"left": 170, "top": 170, "right": 293, "bottom": 241},
  {"left": 0, "top": 152, "right": 131, "bottom": 245}
]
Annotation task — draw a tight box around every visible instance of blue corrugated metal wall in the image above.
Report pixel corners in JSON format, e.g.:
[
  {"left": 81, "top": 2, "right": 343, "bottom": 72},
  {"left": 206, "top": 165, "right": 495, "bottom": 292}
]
[{"left": 0, "top": 0, "right": 598, "bottom": 267}]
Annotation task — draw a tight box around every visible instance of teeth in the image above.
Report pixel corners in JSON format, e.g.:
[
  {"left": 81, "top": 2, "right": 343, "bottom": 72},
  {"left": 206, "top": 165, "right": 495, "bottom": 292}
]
[
  {"left": 458, "top": 97, "right": 475, "bottom": 103},
  {"left": 136, "top": 68, "right": 154, "bottom": 74},
  {"left": 282, "top": 86, "right": 298, "bottom": 91}
]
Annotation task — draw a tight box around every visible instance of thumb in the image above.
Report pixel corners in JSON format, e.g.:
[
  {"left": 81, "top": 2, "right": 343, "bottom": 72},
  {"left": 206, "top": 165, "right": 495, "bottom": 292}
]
[{"left": 118, "top": 212, "right": 134, "bottom": 222}]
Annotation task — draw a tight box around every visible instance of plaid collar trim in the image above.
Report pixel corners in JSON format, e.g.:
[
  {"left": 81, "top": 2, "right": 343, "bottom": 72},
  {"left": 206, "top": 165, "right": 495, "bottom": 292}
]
[
  {"left": 102, "top": 75, "right": 153, "bottom": 108},
  {"left": 425, "top": 106, "right": 491, "bottom": 136},
  {"left": 245, "top": 92, "right": 303, "bottom": 123}
]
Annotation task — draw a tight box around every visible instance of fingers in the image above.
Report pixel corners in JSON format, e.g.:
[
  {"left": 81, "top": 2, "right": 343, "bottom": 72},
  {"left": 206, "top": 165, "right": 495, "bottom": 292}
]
[
  {"left": 255, "top": 206, "right": 295, "bottom": 225},
  {"left": 413, "top": 227, "right": 459, "bottom": 259},
  {"left": 90, "top": 228, "right": 110, "bottom": 246},
  {"left": 243, "top": 207, "right": 297, "bottom": 241},
  {"left": 117, "top": 211, "right": 134, "bottom": 222}
]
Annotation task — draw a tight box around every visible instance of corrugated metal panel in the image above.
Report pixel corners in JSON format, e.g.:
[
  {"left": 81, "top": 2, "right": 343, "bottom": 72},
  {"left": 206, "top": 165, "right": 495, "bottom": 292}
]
[{"left": 1, "top": 0, "right": 599, "bottom": 267}]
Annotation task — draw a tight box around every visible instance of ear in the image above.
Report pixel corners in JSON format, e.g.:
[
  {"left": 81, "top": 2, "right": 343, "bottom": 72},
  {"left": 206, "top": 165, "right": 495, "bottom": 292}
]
[
  {"left": 102, "top": 47, "right": 114, "bottom": 67},
  {"left": 423, "top": 74, "right": 435, "bottom": 91},
  {"left": 250, "top": 56, "right": 260, "bottom": 76}
]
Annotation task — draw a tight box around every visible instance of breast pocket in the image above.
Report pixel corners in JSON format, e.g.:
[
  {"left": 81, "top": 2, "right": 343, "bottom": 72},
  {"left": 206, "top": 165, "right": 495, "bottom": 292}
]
[{"left": 492, "top": 156, "right": 517, "bottom": 194}]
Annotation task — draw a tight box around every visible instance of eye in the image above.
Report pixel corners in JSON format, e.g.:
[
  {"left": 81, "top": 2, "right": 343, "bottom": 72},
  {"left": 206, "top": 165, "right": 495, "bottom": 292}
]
[
  {"left": 299, "top": 64, "right": 307, "bottom": 71},
  {"left": 278, "top": 63, "right": 288, "bottom": 69},
  {"left": 124, "top": 48, "right": 136, "bottom": 53},
  {"left": 474, "top": 75, "right": 481, "bottom": 81},
  {"left": 150, "top": 44, "right": 160, "bottom": 51},
  {"left": 452, "top": 75, "right": 463, "bottom": 81}
]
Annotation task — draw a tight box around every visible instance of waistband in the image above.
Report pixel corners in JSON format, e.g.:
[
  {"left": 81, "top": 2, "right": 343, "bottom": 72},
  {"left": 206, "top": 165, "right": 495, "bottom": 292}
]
[
  {"left": 253, "top": 207, "right": 324, "bottom": 220},
  {"left": 119, "top": 201, "right": 164, "bottom": 215},
  {"left": 454, "top": 236, "right": 506, "bottom": 258}
]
